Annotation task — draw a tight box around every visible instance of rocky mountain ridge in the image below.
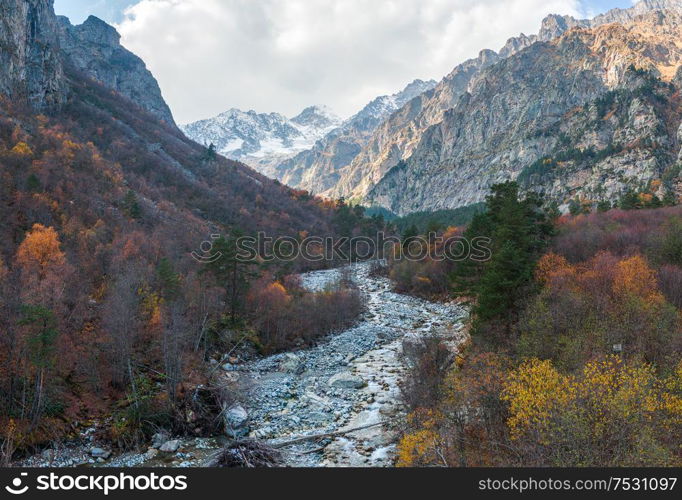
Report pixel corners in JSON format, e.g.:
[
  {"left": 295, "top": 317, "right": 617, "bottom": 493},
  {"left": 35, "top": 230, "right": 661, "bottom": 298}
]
[
  {"left": 0, "top": 3, "right": 176, "bottom": 127},
  {"left": 273, "top": 79, "right": 437, "bottom": 194},
  {"left": 368, "top": 9, "right": 682, "bottom": 214},
  {"left": 0, "top": 0, "right": 65, "bottom": 108},
  {"left": 56, "top": 15, "right": 176, "bottom": 126},
  {"left": 331, "top": 0, "right": 682, "bottom": 205}
]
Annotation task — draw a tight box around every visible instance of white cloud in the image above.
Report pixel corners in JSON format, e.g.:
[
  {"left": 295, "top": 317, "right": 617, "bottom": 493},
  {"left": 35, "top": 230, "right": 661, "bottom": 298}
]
[{"left": 117, "top": 0, "right": 584, "bottom": 124}]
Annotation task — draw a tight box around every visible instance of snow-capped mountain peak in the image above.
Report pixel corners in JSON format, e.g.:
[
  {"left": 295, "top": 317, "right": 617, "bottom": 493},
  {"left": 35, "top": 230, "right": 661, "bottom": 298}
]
[
  {"left": 291, "top": 105, "right": 340, "bottom": 129},
  {"left": 181, "top": 105, "right": 342, "bottom": 174},
  {"left": 341, "top": 79, "right": 438, "bottom": 132}
]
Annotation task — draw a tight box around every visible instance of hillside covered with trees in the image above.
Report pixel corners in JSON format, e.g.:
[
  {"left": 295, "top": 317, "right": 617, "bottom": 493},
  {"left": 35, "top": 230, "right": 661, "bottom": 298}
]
[
  {"left": 392, "top": 183, "right": 682, "bottom": 466},
  {"left": 0, "top": 4, "right": 387, "bottom": 462}
]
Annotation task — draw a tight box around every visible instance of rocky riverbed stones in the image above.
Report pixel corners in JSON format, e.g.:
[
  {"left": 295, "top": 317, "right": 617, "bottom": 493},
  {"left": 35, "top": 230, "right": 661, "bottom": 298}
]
[
  {"left": 18, "top": 262, "right": 468, "bottom": 468},
  {"left": 280, "top": 353, "right": 305, "bottom": 374},
  {"left": 328, "top": 372, "right": 366, "bottom": 389},
  {"left": 159, "top": 440, "right": 181, "bottom": 453},
  {"left": 225, "top": 405, "right": 249, "bottom": 438},
  {"left": 232, "top": 262, "right": 468, "bottom": 466},
  {"left": 90, "top": 447, "right": 111, "bottom": 459}
]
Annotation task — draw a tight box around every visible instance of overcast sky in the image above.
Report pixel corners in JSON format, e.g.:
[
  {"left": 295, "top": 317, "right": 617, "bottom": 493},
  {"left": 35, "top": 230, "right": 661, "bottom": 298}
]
[{"left": 54, "top": 0, "right": 633, "bottom": 124}]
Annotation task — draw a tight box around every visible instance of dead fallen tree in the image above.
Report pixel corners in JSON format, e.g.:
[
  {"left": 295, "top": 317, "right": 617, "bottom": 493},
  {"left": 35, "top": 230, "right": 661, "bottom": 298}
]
[
  {"left": 269, "top": 421, "right": 385, "bottom": 449},
  {"left": 204, "top": 440, "right": 282, "bottom": 468},
  {"left": 203, "top": 422, "right": 387, "bottom": 467}
]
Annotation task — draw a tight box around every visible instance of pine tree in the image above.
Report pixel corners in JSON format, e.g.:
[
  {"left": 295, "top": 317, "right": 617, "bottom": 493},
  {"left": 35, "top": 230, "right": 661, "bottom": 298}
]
[
  {"left": 662, "top": 190, "right": 677, "bottom": 206},
  {"left": 25, "top": 173, "right": 41, "bottom": 192},
  {"left": 618, "top": 189, "right": 640, "bottom": 210},
  {"left": 454, "top": 182, "right": 553, "bottom": 342},
  {"left": 204, "top": 230, "right": 256, "bottom": 323},
  {"left": 475, "top": 241, "right": 529, "bottom": 321},
  {"left": 203, "top": 143, "right": 217, "bottom": 163},
  {"left": 157, "top": 257, "right": 181, "bottom": 300},
  {"left": 18, "top": 305, "right": 59, "bottom": 424},
  {"left": 647, "top": 195, "right": 663, "bottom": 209},
  {"left": 123, "top": 190, "right": 142, "bottom": 219},
  {"left": 569, "top": 198, "right": 589, "bottom": 215},
  {"left": 597, "top": 200, "right": 612, "bottom": 212},
  {"left": 402, "top": 224, "right": 420, "bottom": 250}
]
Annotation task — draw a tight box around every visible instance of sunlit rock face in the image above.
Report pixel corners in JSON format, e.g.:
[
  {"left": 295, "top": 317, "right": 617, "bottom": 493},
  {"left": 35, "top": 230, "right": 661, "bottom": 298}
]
[
  {"left": 367, "top": 8, "right": 682, "bottom": 215},
  {"left": 267, "top": 0, "right": 682, "bottom": 214},
  {"left": 272, "top": 79, "right": 437, "bottom": 196}
]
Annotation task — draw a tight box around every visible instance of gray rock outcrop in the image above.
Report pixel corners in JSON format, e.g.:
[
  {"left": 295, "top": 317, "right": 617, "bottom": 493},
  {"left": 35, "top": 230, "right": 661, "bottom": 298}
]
[
  {"left": 328, "top": 371, "right": 366, "bottom": 390},
  {"left": 367, "top": 10, "right": 682, "bottom": 214},
  {"left": 274, "top": 79, "right": 437, "bottom": 195},
  {"left": 57, "top": 15, "right": 176, "bottom": 126},
  {"left": 0, "top": 0, "right": 65, "bottom": 108}
]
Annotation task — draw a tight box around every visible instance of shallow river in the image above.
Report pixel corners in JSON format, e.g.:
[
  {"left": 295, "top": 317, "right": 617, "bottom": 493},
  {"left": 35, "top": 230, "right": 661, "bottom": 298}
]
[
  {"left": 19, "top": 262, "right": 468, "bottom": 468},
  {"left": 230, "top": 262, "right": 468, "bottom": 466}
]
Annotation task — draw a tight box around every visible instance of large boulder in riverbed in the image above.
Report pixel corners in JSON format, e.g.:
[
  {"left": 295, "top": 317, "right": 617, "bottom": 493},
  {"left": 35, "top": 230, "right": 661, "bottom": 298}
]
[
  {"left": 159, "top": 440, "right": 181, "bottom": 453},
  {"left": 225, "top": 404, "right": 249, "bottom": 438},
  {"left": 90, "top": 447, "right": 111, "bottom": 459},
  {"left": 151, "top": 432, "right": 170, "bottom": 449},
  {"left": 328, "top": 372, "right": 366, "bottom": 390},
  {"left": 401, "top": 333, "right": 426, "bottom": 362},
  {"left": 279, "top": 353, "right": 304, "bottom": 374}
]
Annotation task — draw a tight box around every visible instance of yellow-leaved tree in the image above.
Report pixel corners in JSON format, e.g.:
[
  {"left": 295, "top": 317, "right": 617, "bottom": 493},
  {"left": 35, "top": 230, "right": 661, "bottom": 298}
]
[{"left": 502, "top": 356, "right": 682, "bottom": 466}]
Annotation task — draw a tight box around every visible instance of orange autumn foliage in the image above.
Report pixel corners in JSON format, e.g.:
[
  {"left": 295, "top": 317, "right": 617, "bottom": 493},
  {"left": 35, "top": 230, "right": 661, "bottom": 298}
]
[
  {"left": 10, "top": 141, "right": 33, "bottom": 156},
  {"left": 535, "top": 252, "right": 573, "bottom": 283},
  {"left": 397, "top": 410, "right": 444, "bottom": 467},
  {"left": 612, "top": 254, "right": 665, "bottom": 305},
  {"left": 521, "top": 251, "right": 680, "bottom": 370},
  {"left": 15, "top": 224, "right": 66, "bottom": 276}
]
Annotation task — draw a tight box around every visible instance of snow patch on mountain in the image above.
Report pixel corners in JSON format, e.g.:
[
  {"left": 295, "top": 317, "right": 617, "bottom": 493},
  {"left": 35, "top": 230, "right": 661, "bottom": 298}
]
[
  {"left": 272, "top": 78, "right": 438, "bottom": 194},
  {"left": 341, "top": 79, "right": 438, "bottom": 133},
  {"left": 180, "top": 106, "right": 342, "bottom": 174}
]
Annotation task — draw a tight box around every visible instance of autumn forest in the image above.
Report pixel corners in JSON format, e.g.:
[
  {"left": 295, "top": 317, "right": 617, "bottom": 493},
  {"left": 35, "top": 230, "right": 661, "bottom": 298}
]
[{"left": 1, "top": 0, "right": 682, "bottom": 472}]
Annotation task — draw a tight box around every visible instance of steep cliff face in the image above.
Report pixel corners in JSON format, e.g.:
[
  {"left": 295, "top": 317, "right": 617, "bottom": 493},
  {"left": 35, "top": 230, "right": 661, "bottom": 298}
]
[
  {"left": 329, "top": 52, "right": 501, "bottom": 201},
  {"left": 0, "top": 2, "right": 175, "bottom": 126},
  {"left": 322, "top": 16, "right": 583, "bottom": 201},
  {"left": 309, "top": 15, "right": 579, "bottom": 201},
  {"left": 273, "top": 0, "right": 678, "bottom": 207},
  {"left": 57, "top": 15, "right": 176, "bottom": 126},
  {"left": 0, "top": 0, "right": 65, "bottom": 108},
  {"left": 274, "top": 79, "right": 436, "bottom": 195},
  {"left": 333, "top": 0, "right": 682, "bottom": 203},
  {"left": 368, "top": 10, "right": 682, "bottom": 215}
]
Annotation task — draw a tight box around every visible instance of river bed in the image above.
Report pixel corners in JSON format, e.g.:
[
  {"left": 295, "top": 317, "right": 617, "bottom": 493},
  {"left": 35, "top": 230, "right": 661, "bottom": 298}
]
[{"left": 18, "top": 262, "right": 468, "bottom": 468}]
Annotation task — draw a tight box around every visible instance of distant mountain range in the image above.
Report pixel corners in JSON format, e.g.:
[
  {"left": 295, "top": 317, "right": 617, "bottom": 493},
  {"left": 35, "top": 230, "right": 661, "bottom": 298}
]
[
  {"left": 365, "top": 0, "right": 682, "bottom": 214},
  {"left": 181, "top": 79, "right": 437, "bottom": 181},
  {"left": 180, "top": 105, "right": 342, "bottom": 177},
  {"left": 273, "top": 79, "right": 438, "bottom": 195},
  {"left": 180, "top": 0, "right": 682, "bottom": 216}
]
